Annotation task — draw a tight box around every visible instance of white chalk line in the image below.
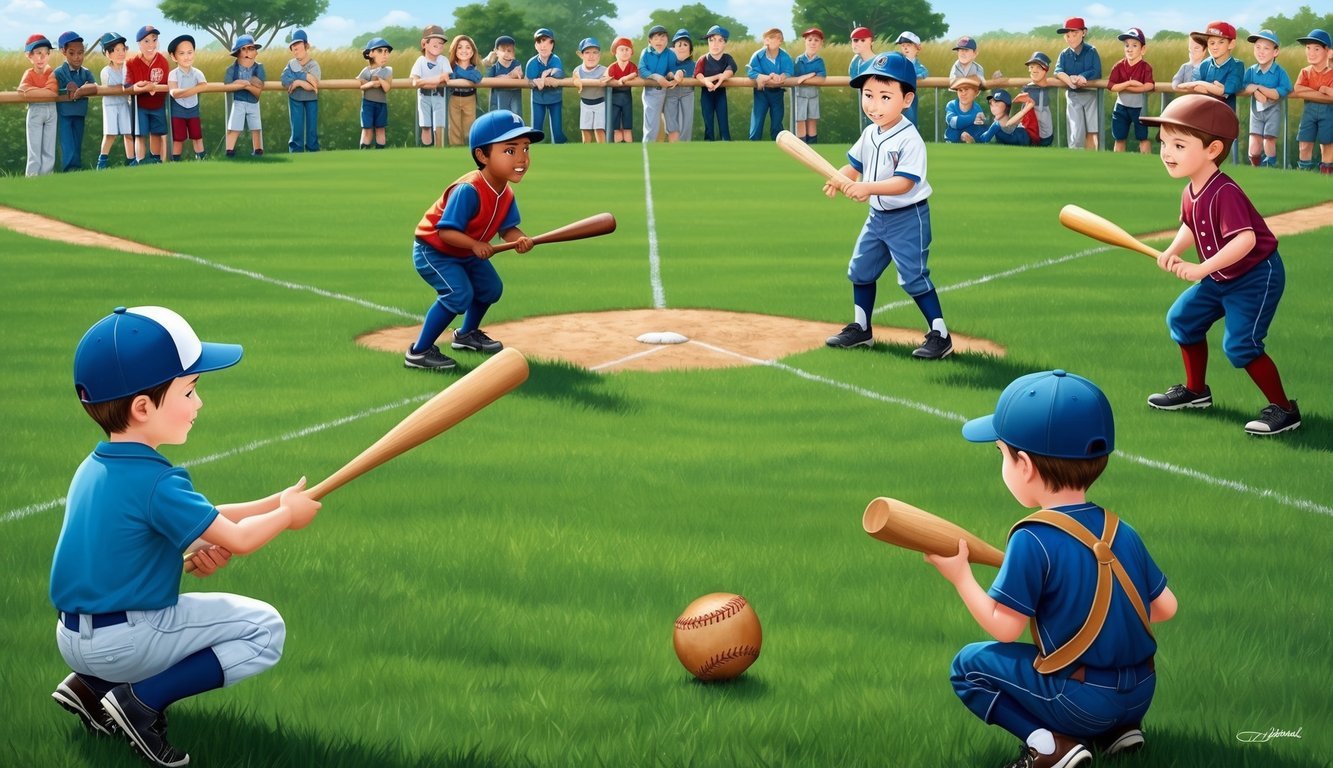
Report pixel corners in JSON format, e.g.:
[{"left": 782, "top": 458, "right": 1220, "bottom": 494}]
[
  {"left": 688, "top": 340, "right": 1333, "bottom": 517},
  {"left": 642, "top": 143, "right": 667, "bottom": 309},
  {"left": 589, "top": 344, "right": 670, "bottom": 371},
  {"left": 0, "top": 394, "right": 434, "bottom": 525},
  {"left": 872, "top": 246, "right": 1113, "bottom": 315}
]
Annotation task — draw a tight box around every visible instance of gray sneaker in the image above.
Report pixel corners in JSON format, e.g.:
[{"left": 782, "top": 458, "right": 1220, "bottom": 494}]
[
  {"left": 1147, "top": 384, "right": 1212, "bottom": 410},
  {"left": 451, "top": 328, "right": 504, "bottom": 353},
  {"left": 826, "top": 323, "right": 873, "bottom": 348},
  {"left": 52, "top": 673, "right": 115, "bottom": 736},
  {"left": 404, "top": 345, "right": 457, "bottom": 370},
  {"left": 1244, "top": 400, "right": 1301, "bottom": 435}
]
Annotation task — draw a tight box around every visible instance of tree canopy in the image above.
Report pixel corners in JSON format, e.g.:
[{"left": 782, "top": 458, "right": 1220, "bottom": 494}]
[
  {"left": 449, "top": 0, "right": 530, "bottom": 56},
  {"left": 506, "top": 0, "right": 618, "bottom": 56},
  {"left": 792, "top": 0, "right": 946, "bottom": 45},
  {"left": 642, "top": 4, "right": 747, "bottom": 41},
  {"left": 350, "top": 26, "right": 427, "bottom": 54},
  {"left": 159, "top": 0, "right": 327, "bottom": 51},
  {"left": 1257, "top": 6, "right": 1333, "bottom": 46}
]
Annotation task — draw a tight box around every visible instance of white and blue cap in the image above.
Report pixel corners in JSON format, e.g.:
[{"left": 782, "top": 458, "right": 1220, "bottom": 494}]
[
  {"left": 895, "top": 31, "right": 921, "bottom": 46},
  {"left": 74, "top": 306, "right": 243, "bottom": 404},
  {"left": 705, "top": 25, "right": 729, "bottom": 41},
  {"left": 289, "top": 29, "right": 310, "bottom": 47},
  {"left": 962, "top": 370, "right": 1114, "bottom": 459},
  {"left": 578, "top": 37, "right": 600, "bottom": 52},
  {"left": 469, "top": 109, "right": 544, "bottom": 153},
  {"left": 230, "top": 33, "right": 260, "bottom": 55},
  {"left": 986, "top": 88, "right": 1012, "bottom": 105},
  {"left": 1246, "top": 29, "right": 1279, "bottom": 46},
  {"left": 850, "top": 52, "right": 917, "bottom": 92},
  {"left": 533, "top": 27, "right": 555, "bottom": 41},
  {"left": 1296, "top": 28, "right": 1331, "bottom": 48}
]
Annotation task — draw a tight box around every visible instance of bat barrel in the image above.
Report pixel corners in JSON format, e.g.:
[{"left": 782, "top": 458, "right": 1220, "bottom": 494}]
[{"left": 863, "top": 497, "right": 1006, "bottom": 568}]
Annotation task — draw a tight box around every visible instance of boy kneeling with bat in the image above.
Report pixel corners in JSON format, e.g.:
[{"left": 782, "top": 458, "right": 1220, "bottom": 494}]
[{"left": 927, "top": 370, "right": 1178, "bottom": 768}]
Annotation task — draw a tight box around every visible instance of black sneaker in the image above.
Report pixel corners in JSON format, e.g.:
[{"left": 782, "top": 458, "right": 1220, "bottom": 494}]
[
  {"left": 451, "top": 328, "right": 504, "bottom": 353},
  {"left": 1097, "top": 723, "right": 1145, "bottom": 756},
  {"left": 1147, "top": 384, "right": 1212, "bottom": 410},
  {"left": 52, "top": 673, "right": 115, "bottom": 736},
  {"left": 101, "top": 686, "right": 189, "bottom": 767},
  {"left": 403, "top": 345, "right": 457, "bottom": 370},
  {"left": 912, "top": 330, "right": 954, "bottom": 359},
  {"left": 1244, "top": 400, "right": 1301, "bottom": 436},
  {"left": 826, "top": 323, "right": 873, "bottom": 348}
]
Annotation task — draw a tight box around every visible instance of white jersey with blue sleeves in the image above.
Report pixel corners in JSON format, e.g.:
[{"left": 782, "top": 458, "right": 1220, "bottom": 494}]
[{"left": 847, "top": 119, "right": 931, "bottom": 211}]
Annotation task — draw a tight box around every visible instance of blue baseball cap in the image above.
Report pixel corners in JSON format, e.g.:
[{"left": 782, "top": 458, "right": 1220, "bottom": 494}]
[
  {"left": 363, "top": 36, "right": 392, "bottom": 54},
  {"left": 850, "top": 52, "right": 917, "bottom": 92},
  {"left": 705, "top": 25, "right": 729, "bottom": 41},
  {"left": 578, "top": 37, "right": 600, "bottom": 52},
  {"left": 1296, "top": 29, "right": 1331, "bottom": 48},
  {"left": 168, "top": 34, "right": 194, "bottom": 56},
  {"left": 962, "top": 370, "right": 1114, "bottom": 459},
  {"left": 648, "top": 25, "right": 668, "bottom": 38},
  {"left": 469, "top": 109, "right": 544, "bottom": 153},
  {"left": 289, "top": 29, "right": 310, "bottom": 47},
  {"left": 24, "top": 34, "right": 53, "bottom": 53},
  {"left": 533, "top": 27, "right": 555, "bottom": 41},
  {"left": 495, "top": 35, "right": 515, "bottom": 48},
  {"left": 986, "top": 88, "right": 1012, "bottom": 105},
  {"left": 74, "top": 306, "right": 243, "bottom": 404},
  {"left": 1025, "top": 51, "right": 1051, "bottom": 69},
  {"left": 672, "top": 29, "right": 691, "bottom": 44},
  {"left": 951, "top": 36, "right": 977, "bottom": 51},
  {"left": 1117, "top": 27, "right": 1146, "bottom": 45},
  {"left": 97, "top": 32, "right": 127, "bottom": 53},
  {"left": 135, "top": 26, "right": 158, "bottom": 42},
  {"left": 57, "top": 31, "right": 83, "bottom": 49},
  {"left": 230, "top": 34, "right": 260, "bottom": 55},
  {"left": 1246, "top": 30, "right": 1278, "bottom": 46}
]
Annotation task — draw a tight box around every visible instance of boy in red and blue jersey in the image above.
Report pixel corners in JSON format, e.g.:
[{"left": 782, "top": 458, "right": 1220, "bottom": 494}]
[{"left": 406, "top": 110, "right": 541, "bottom": 370}]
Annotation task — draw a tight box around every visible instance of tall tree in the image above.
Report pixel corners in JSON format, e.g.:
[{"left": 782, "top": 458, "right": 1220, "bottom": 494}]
[
  {"left": 158, "top": 0, "right": 328, "bottom": 51},
  {"left": 450, "top": 0, "right": 530, "bottom": 56},
  {"left": 792, "top": 0, "right": 945, "bottom": 45},
  {"left": 508, "top": 0, "right": 618, "bottom": 56},
  {"left": 1258, "top": 6, "right": 1333, "bottom": 47},
  {"left": 643, "top": 4, "right": 747, "bottom": 41},
  {"left": 351, "top": 26, "right": 426, "bottom": 53}
]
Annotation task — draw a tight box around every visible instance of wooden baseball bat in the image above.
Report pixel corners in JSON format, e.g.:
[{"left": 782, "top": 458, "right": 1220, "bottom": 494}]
[
  {"left": 862, "top": 497, "right": 1006, "bottom": 568},
  {"left": 775, "top": 130, "right": 854, "bottom": 191},
  {"left": 488, "top": 212, "right": 617, "bottom": 255},
  {"left": 184, "top": 348, "right": 529, "bottom": 572},
  {"left": 1058, "top": 204, "right": 1164, "bottom": 260}
]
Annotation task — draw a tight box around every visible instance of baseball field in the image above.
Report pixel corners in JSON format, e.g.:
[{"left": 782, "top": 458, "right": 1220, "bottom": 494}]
[{"left": 0, "top": 141, "right": 1329, "bottom": 767}]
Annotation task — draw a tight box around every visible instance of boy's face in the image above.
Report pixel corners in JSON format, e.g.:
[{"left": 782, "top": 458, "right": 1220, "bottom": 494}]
[
  {"left": 897, "top": 41, "right": 919, "bottom": 58},
  {"left": 1027, "top": 62, "right": 1048, "bottom": 80},
  {"left": 139, "top": 33, "right": 158, "bottom": 56},
  {"left": 1206, "top": 35, "right": 1233, "bottom": 59},
  {"left": 535, "top": 37, "right": 554, "bottom": 55},
  {"left": 108, "top": 42, "right": 126, "bottom": 65},
  {"left": 706, "top": 36, "right": 724, "bottom": 55},
  {"left": 988, "top": 98, "right": 1007, "bottom": 118},
  {"left": 1122, "top": 39, "right": 1143, "bottom": 61},
  {"left": 954, "top": 83, "right": 978, "bottom": 105},
  {"left": 63, "top": 41, "right": 86, "bottom": 69},
  {"left": 1158, "top": 125, "right": 1222, "bottom": 178},
  {"left": 237, "top": 43, "right": 258, "bottom": 64},
  {"left": 424, "top": 37, "right": 446, "bottom": 57},
  {"left": 861, "top": 77, "right": 912, "bottom": 128},
  {"left": 369, "top": 46, "right": 389, "bottom": 64},
  {"left": 480, "top": 138, "right": 532, "bottom": 184},
  {"left": 804, "top": 34, "right": 823, "bottom": 55},
  {"left": 672, "top": 39, "right": 691, "bottom": 59},
  {"left": 498, "top": 43, "right": 515, "bottom": 62},
  {"left": 615, "top": 44, "right": 632, "bottom": 62},
  {"left": 1187, "top": 38, "right": 1205, "bottom": 59},
  {"left": 649, "top": 32, "right": 667, "bottom": 52},
  {"left": 1063, "top": 30, "right": 1085, "bottom": 48},
  {"left": 27, "top": 45, "right": 51, "bottom": 68},
  {"left": 143, "top": 375, "right": 203, "bottom": 446},
  {"left": 1307, "top": 43, "right": 1331, "bottom": 65},
  {"left": 764, "top": 33, "right": 782, "bottom": 51},
  {"left": 955, "top": 47, "right": 976, "bottom": 64},
  {"left": 172, "top": 40, "right": 195, "bottom": 67},
  {"left": 290, "top": 40, "right": 309, "bottom": 59},
  {"left": 1252, "top": 39, "right": 1276, "bottom": 64},
  {"left": 582, "top": 47, "right": 601, "bottom": 67},
  {"left": 851, "top": 37, "right": 870, "bottom": 55}
]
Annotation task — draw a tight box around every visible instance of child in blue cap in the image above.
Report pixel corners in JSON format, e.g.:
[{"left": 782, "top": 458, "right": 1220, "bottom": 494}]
[
  {"left": 281, "top": 29, "right": 322, "bottom": 153},
  {"left": 54, "top": 31, "right": 100, "bottom": 171},
  {"left": 18, "top": 34, "right": 59, "bottom": 176},
  {"left": 406, "top": 110, "right": 541, "bottom": 370},
  {"left": 927, "top": 370, "right": 1177, "bottom": 768},
  {"left": 224, "top": 33, "right": 267, "bottom": 156},
  {"left": 52, "top": 306, "right": 321, "bottom": 767},
  {"left": 358, "top": 37, "right": 394, "bottom": 148}
]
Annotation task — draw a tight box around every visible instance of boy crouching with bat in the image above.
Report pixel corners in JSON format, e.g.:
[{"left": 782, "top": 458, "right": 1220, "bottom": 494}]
[{"left": 927, "top": 370, "right": 1178, "bottom": 768}]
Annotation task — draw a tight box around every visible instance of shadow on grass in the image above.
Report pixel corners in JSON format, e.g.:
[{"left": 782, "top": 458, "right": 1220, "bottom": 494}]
[
  {"left": 511, "top": 358, "right": 633, "bottom": 414},
  {"left": 861, "top": 343, "right": 1048, "bottom": 393},
  {"left": 684, "top": 673, "right": 770, "bottom": 700},
  {"left": 1157, "top": 402, "right": 1333, "bottom": 452}
]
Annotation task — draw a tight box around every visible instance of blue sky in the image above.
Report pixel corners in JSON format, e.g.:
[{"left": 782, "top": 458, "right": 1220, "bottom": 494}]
[{"left": 2, "top": 0, "right": 1313, "bottom": 50}]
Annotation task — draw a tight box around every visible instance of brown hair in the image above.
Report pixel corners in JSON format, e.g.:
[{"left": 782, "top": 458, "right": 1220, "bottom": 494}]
[
  {"left": 450, "top": 35, "right": 477, "bottom": 66},
  {"left": 81, "top": 379, "right": 173, "bottom": 436},
  {"left": 1000, "top": 442, "right": 1108, "bottom": 492},
  {"left": 1157, "top": 124, "right": 1233, "bottom": 167}
]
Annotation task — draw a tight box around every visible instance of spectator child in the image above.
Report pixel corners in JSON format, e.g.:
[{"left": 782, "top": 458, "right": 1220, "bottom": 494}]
[
  {"left": 405, "top": 111, "right": 542, "bottom": 370},
  {"left": 166, "top": 35, "right": 207, "bottom": 161},
  {"left": 18, "top": 34, "right": 58, "bottom": 176},
  {"left": 974, "top": 89, "right": 1031, "bottom": 145},
  {"left": 358, "top": 38, "right": 393, "bottom": 149},
  {"left": 945, "top": 77, "right": 986, "bottom": 142},
  {"left": 485, "top": 35, "right": 525, "bottom": 118},
  {"left": 281, "top": 30, "right": 321, "bottom": 153},
  {"left": 448, "top": 35, "right": 483, "bottom": 147},
  {"left": 746, "top": 28, "right": 794, "bottom": 141},
  {"left": 849, "top": 27, "right": 875, "bottom": 129},
  {"left": 411, "top": 25, "right": 451, "bottom": 147},
  {"left": 223, "top": 34, "right": 265, "bottom": 157},
  {"left": 1015, "top": 52, "right": 1056, "bottom": 146},
  {"left": 1292, "top": 28, "right": 1333, "bottom": 173},
  {"left": 1171, "top": 36, "right": 1208, "bottom": 94},
  {"left": 526, "top": 28, "right": 566, "bottom": 143},
  {"left": 949, "top": 36, "right": 986, "bottom": 87},
  {"left": 792, "top": 27, "right": 827, "bottom": 143},
  {"left": 694, "top": 26, "right": 735, "bottom": 141},
  {"left": 935, "top": 369, "right": 1176, "bottom": 768},
  {"left": 1241, "top": 30, "right": 1292, "bottom": 167},
  {"left": 126, "top": 26, "right": 169, "bottom": 163},
  {"left": 51, "top": 305, "right": 321, "bottom": 768},
  {"left": 665, "top": 29, "right": 695, "bottom": 142},
  {"left": 1108, "top": 28, "right": 1155, "bottom": 154},
  {"left": 1140, "top": 95, "right": 1303, "bottom": 434},
  {"left": 823, "top": 53, "right": 953, "bottom": 360},
  {"left": 574, "top": 37, "right": 609, "bottom": 143},
  {"left": 639, "top": 25, "right": 673, "bottom": 142},
  {"left": 1055, "top": 17, "right": 1102, "bottom": 150},
  {"left": 95, "top": 33, "right": 136, "bottom": 168},
  {"left": 607, "top": 36, "right": 639, "bottom": 142},
  {"left": 54, "top": 32, "right": 99, "bottom": 172},
  {"left": 896, "top": 31, "right": 928, "bottom": 125},
  {"left": 1183, "top": 21, "right": 1242, "bottom": 110}
]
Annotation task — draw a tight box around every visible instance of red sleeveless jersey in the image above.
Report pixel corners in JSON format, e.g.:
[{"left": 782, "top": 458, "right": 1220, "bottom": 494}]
[{"left": 414, "top": 171, "right": 514, "bottom": 257}]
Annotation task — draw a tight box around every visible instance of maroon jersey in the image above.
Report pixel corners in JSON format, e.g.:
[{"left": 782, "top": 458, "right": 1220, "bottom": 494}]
[
  {"left": 1181, "top": 170, "right": 1277, "bottom": 282},
  {"left": 126, "top": 53, "right": 169, "bottom": 110}
]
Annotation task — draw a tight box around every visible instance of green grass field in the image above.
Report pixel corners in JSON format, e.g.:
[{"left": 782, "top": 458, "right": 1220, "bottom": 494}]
[{"left": 0, "top": 142, "right": 1329, "bottom": 767}]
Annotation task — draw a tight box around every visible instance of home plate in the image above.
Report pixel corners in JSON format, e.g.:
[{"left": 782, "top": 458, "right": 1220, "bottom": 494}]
[{"left": 637, "top": 331, "right": 689, "bottom": 345}]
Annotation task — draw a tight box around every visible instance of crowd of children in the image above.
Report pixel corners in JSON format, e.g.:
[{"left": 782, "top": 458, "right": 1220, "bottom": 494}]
[{"left": 13, "top": 22, "right": 1333, "bottom": 174}]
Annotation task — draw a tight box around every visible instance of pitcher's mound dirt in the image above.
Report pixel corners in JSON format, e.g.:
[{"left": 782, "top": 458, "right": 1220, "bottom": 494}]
[{"left": 357, "top": 309, "right": 1006, "bottom": 373}]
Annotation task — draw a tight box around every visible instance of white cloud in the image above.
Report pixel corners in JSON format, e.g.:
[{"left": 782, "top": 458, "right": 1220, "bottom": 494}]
[{"left": 374, "top": 10, "right": 417, "bottom": 28}]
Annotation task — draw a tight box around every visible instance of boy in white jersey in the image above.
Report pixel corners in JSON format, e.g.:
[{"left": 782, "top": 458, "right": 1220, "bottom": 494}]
[{"left": 823, "top": 52, "right": 952, "bottom": 359}]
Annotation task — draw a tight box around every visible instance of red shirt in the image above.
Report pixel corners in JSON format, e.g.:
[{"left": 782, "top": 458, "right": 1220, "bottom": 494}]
[
  {"left": 1108, "top": 59, "right": 1153, "bottom": 88},
  {"left": 608, "top": 61, "right": 638, "bottom": 82},
  {"left": 126, "top": 53, "right": 169, "bottom": 109},
  {"left": 1181, "top": 170, "right": 1277, "bottom": 282},
  {"left": 415, "top": 171, "right": 514, "bottom": 257},
  {"left": 1296, "top": 64, "right": 1333, "bottom": 91}
]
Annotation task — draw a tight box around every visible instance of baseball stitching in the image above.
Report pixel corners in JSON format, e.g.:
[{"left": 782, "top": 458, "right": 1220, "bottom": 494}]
[
  {"left": 696, "top": 645, "right": 761, "bottom": 679},
  {"left": 675, "top": 595, "right": 748, "bottom": 630}
]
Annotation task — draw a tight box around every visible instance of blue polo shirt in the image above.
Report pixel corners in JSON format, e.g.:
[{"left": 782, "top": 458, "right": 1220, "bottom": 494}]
[
  {"left": 1243, "top": 62, "right": 1292, "bottom": 105},
  {"left": 54, "top": 62, "right": 97, "bottom": 117},
  {"left": 988, "top": 503, "right": 1165, "bottom": 669},
  {"left": 1199, "top": 56, "right": 1244, "bottom": 109},
  {"left": 638, "top": 46, "right": 673, "bottom": 84},
  {"left": 794, "top": 52, "right": 826, "bottom": 80},
  {"left": 50, "top": 442, "right": 218, "bottom": 614},
  {"left": 1055, "top": 44, "right": 1102, "bottom": 84},
  {"left": 524, "top": 53, "right": 564, "bottom": 105},
  {"left": 746, "top": 48, "right": 794, "bottom": 88},
  {"left": 226, "top": 61, "right": 266, "bottom": 104}
]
